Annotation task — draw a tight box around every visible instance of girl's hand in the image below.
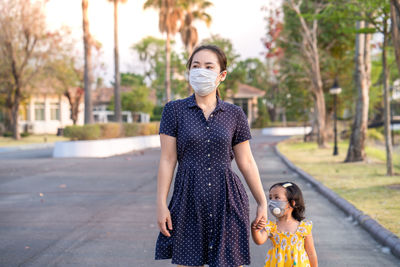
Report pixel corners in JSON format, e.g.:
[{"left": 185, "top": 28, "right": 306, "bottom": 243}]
[
  {"left": 254, "top": 203, "right": 268, "bottom": 227},
  {"left": 157, "top": 203, "right": 173, "bottom": 237},
  {"left": 252, "top": 218, "right": 267, "bottom": 230}
]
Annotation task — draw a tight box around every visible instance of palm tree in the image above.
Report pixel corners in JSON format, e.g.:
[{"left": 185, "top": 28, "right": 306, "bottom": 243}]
[
  {"left": 108, "top": 0, "right": 128, "bottom": 122},
  {"left": 180, "top": 0, "right": 212, "bottom": 57},
  {"left": 179, "top": 0, "right": 213, "bottom": 95},
  {"left": 143, "top": 0, "right": 183, "bottom": 103},
  {"left": 82, "top": 0, "right": 93, "bottom": 124}
]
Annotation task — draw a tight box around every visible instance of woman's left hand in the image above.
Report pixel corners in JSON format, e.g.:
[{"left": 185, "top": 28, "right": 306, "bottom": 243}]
[{"left": 254, "top": 203, "right": 268, "bottom": 227}]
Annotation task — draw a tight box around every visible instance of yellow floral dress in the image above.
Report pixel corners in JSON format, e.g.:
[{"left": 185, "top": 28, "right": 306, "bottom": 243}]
[{"left": 262, "top": 220, "right": 313, "bottom": 267}]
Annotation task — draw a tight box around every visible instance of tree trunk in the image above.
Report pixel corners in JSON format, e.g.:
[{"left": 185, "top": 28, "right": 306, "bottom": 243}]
[
  {"left": 113, "top": 0, "right": 122, "bottom": 122},
  {"left": 382, "top": 21, "right": 394, "bottom": 176},
  {"left": 165, "top": 32, "right": 172, "bottom": 103},
  {"left": 11, "top": 87, "right": 21, "bottom": 140},
  {"left": 288, "top": 0, "right": 327, "bottom": 147},
  {"left": 345, "top": 21, "right": 371, "bottom": 162},
  {"left": 82, "top": 0, "right": 93, "bottom": 124},
  {"left": 312, "top": 75, "right": 327, "bottom": 147},
  {"left": 391, "top": 0, "right": 400, "bottom": 74}
]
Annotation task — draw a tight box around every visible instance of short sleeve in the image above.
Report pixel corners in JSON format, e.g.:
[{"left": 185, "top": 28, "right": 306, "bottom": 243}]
[
  {"left": 159, "top": 101, "right": 177, "bottom": 137},
  {"left": 298, "top": 220, "right": 313, "bottom": 237},
  {"left": 232, "top": 107, "right": 252, "bottom": 147},
  {"left": 262, "top": 220, "right": 277, "bottom": 236}
]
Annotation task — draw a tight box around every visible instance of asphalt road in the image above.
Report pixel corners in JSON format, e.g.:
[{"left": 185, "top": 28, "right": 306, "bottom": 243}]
[{"left": 0, "top": 131, "right": 399, "bottom": 266}]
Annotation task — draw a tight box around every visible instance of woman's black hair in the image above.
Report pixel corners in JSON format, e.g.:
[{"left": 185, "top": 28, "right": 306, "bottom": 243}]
[
  {"left": 269, "top": 181, "right": 305, "bottom": 222},
  {"left": 186, "top": 44, "right": 227, "bottom": 98}
]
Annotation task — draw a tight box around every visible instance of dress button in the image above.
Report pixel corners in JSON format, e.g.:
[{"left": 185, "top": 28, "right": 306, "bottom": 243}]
[
  {"left": 208, "top": 167, "right": 211, "bottom": 170},
  {"left": 209, "top": 214, "right": 212, "bottom": 217},
  {"left": 207, "top": 154, "right": 210, "bottom": 157},
  {"left": 206, "top": 126, "right": 209, "bottom": 129},
  {"left": 207, "top": 139, "right": 210, "bottom": 142},
  {"left": 210, "top": 229, "right": 213, "bottom": 232},
  {"left": 209, "top": 246, "right": 213, "bottom": 249},
  {"left": 208, "top": 182, "right": 211, "bottom": 186},
  {"left": 210, "top": 114, "right": 213, "bottom": 117}
]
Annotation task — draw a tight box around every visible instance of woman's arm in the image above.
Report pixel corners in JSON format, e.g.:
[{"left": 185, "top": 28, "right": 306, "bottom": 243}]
[
  {"left": 157, "top": 134, "right": 178, "bottom": 237},
  {"left": 233, "top": 141, "right": 268, "bottom": 223},
  {"left": 304, "top": 234, "right": 318, "bottom": 267}
]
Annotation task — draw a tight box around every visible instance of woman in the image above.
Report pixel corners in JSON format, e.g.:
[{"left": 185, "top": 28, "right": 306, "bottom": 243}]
[{"left": 155, "top": 44, "right": 268, "bottom": 267}]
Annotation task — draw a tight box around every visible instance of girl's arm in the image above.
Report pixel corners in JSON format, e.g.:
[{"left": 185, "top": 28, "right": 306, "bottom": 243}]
[
  {"left": 233, "top": 141, "right": 268, "bottom": 223},
  {"left": 305, "top": 234, "right": 318, "bottom": 267},
  {"left": 157, "top": 134, "right": 178, "bottom": 237},
  {"left": 251, "top": 221, "right": 269, "bottom": 245}
]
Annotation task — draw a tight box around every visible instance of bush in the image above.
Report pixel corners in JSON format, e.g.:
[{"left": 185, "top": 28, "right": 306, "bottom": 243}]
[
  {"left": 367, "top": 128, "right": 384, "bottom": 141},
  {"left": 138, "top": 122, "right": 159, "bottom": 136},
  {"left": 99, "top": 123, "right": 121, "bottom": 139},
  {"left": 63, "top": 122, "right": 160, "bottom": 140},
  {"left": 123, "top": 123, "right": 139, "bottom": 137},
  {"left": 64, "top": 124, "right": 101, "bottom": 140}
]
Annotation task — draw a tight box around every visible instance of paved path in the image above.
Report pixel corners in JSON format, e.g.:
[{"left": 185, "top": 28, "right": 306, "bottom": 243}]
[{"left": 0, "top": 131, "right": 398, "bottom": 266}]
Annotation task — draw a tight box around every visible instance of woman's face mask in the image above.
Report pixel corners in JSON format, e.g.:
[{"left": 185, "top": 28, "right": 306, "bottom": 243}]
[
  {"left": 268, "top": 200, "right": 289, "bottom": 218},
  {"left": 189, "top": 68, "right": 222, "bottom": 96}
]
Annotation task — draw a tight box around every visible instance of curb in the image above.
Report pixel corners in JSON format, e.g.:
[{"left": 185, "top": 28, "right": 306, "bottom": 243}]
[
  {"left": 273, "top": 145, "right": 400, "bottom": 259},
  {"left": 0, "top": 143, "right": 54, "bottom": 154}
]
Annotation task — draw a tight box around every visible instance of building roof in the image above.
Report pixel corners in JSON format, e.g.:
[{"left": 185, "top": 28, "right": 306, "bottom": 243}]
[
  {"left": 226, "top": 83, "right": 266, "bottom": 99},
  {"left": 92, "top": 86, "right": 132, "bottom": 105}
]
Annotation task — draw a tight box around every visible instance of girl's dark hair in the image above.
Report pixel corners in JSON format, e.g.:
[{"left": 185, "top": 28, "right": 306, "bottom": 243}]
[
  {"left": 269, "top": 182, "right": 305, "bottom": 222},
  {"left": 186, "top": 44, "right": 227, "bottom": 98}
]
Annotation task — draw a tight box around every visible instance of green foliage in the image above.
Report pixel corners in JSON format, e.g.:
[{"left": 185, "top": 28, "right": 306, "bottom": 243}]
[
  {"left": 108, "top": 73, "right": 154, "bottom": 115},
  {"left": 367, "top": 128, "right": 384, "bottom": 141},
  {"left": 251, "top": 97, "right": 270, "bottom": 128},
  {"left": 132, "top": 36, "right": 187, "bottom": 101},
  {"left": 64, "top": 124, "right": 101, "bottom": 140}
]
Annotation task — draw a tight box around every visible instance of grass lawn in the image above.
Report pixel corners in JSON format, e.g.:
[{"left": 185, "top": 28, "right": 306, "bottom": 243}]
[
  {"left": 278, "top": 137, "right": 400, "bottom": 237},
  {"left": 0, "top": 135, "right": 69, "bottom": 147}
]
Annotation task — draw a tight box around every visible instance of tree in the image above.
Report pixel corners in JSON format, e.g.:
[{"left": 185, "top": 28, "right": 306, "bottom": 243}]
[
  {"left": 391, "top": 0, "right": 400, "bottom": 74},
  {"left": 108, "top": 73, "right": 154, "bottom": 119},
  {"left": 363, "top": 0, "right": 393, "bottom": 175},
  {"left": 345, "top": 20, "right": 372, "bottom": 162},
  {"left": 108, "top": 0, "right": 128, "bottom": 123},
  {"left": 44, "top": 56, "right": 83, "bottom": 125},
  {"left": 143, "top": 0, "right": 183, "bottom": 103},
  {"left": 82, "top": 0, "right": 93, "bottom": 124},
  {"left": 132, "top": 36, "right": 187, "bottom": 103},
  {"left": 179, "top": 0, "right": 212, "bottom": 57},
  {"left": 179, "top": 0, "right": 213, "bottom": 96},
  {"left": 285, "top": 0, "right": 328, "bottom": 147},
  {"left": 0, "top": 0, "right": 62, "bottom": 139}
]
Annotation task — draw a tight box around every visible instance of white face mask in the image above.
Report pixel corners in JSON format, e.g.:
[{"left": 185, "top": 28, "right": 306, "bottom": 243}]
[{"left": 189, "top": 68, "right": 222, "bottom": 96}]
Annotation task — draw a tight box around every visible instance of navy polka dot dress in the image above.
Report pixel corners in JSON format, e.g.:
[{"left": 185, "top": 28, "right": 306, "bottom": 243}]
[{"left": 155, "top": 93, "right": 252, "bottom": 267}]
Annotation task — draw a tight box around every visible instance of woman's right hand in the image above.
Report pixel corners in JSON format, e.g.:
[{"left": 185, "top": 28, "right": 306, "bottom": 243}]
[{"left": 157, "top": 203, "right": 173, "bottom": 237}]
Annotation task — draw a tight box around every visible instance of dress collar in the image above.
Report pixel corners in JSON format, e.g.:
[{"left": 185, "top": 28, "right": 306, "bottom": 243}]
[{"left": 187, "top": 93, "right": 226, "bottom": 112}]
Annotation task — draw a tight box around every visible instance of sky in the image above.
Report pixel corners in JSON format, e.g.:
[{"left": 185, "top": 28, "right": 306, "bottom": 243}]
[{"left": 45, "top": 0, "right": 270, "bottom": 86}]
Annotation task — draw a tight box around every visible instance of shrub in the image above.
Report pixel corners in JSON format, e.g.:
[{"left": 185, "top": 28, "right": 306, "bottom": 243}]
[
  {"left": 138, "top": 122, "right": 159, "bottom": 136},
  {"left": 367, "top": 128, "right": 384, "bottom": 141},
  {"left": 63, "top": 122, "right": 160, "bottom": 140},
  {"left": 99, "top": 123, "right": 121, "bottom": 139},
  {"left": 123, "top": 123, "right": 139, "bottom": 137},
  {"left": 64, "top": 124, "right": 101, "bottom": 140}
]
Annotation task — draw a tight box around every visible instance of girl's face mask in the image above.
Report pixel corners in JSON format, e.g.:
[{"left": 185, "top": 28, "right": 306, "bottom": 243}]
[
  {"left": 268, "top": 200, "right": 289, "bottom": 218},
  {"left": 189, "top": 68, "right": 222, "bottom": 96}
]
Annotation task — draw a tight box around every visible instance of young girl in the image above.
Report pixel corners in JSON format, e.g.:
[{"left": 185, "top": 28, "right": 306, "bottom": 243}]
[{"left": 251, "top": 182, "right": 318, "bottom": 267}]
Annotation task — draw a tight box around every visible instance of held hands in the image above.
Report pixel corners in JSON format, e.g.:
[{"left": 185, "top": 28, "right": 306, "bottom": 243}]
[
  {"left": 157, "top": 204, "right": 173, "bottom": 237},
  {"left": 252, "top": 203, "right": 268, "bottom": 230}
]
